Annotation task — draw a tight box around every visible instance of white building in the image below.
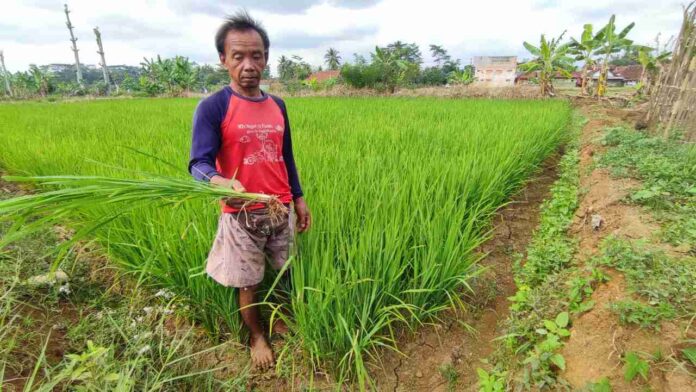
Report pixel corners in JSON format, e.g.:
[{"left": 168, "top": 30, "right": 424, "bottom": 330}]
[{"left": 473, "top": 56, "right": 517, "bottom": 86}]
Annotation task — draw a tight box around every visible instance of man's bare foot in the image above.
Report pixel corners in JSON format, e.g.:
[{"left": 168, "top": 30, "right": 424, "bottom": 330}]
[
  {"left": 271, "top": 318, "right": 289, "bottom": 335},
  {"left": 250, "top": 333, "right": 274, "bottom": 370}
]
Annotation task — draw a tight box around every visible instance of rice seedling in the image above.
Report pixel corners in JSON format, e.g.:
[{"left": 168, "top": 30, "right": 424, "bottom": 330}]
[{"left": 0, "top": 97, "right": 571, "bottom": 383}]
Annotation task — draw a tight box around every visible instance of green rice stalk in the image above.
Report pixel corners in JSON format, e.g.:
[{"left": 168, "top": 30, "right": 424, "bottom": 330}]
[{"left": 0, "top": 174, "right": 280, "bottom": 248}]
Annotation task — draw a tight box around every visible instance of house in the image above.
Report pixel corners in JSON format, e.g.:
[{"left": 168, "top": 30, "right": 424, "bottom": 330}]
[
  {"left": 514, "top": 71, "right": 574, "bottom": 86},
  {"left": 305, "top": 70, "right": 340, "bottom": 82},
  {"left": 613, "top": 65, "right": 643, "bottom": 86},
  {"left": 472, "top": 56, "right": 517, "bottom": 86},
  {"left": 590, "top": 70, "right": 626, "bottom": 87}
]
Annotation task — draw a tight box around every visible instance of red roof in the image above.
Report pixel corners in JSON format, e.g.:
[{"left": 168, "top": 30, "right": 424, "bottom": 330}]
[
  {"left": 306, "top": 70, "right": 340, "bottom": 82},
  {"left": 613, "top": 65, "right": 643, "bottom": 81}
]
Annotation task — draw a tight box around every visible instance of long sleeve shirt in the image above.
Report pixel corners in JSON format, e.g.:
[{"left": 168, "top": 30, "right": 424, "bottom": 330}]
[{"left": 188, "top": 86, "right": 303, "bottom": 212}]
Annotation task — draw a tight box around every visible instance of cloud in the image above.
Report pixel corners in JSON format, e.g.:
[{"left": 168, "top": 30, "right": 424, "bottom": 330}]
[
  {"left": 166, "top": 0, "right": 381, "bottom": 16},
  {"left": 25, "top": 0, "right": 63, "bottom": 11},
  {"left": 0, "top": 0, "right": 687, "bottom": 73},
  {"left": 92, "top": 15, "right": 182, "bottom": 41},
  {"left": 273, "top": 25, "right": 378, "bottom": 49},
  {"left": 0, "top": 22, "right": 66, "bottom": 45},
  {"left": 329, "top": 0, "right": 381, "bottom": 9}
]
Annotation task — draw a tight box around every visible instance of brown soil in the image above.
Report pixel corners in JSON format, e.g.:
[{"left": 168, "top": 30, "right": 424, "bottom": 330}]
[
  {"left": 559, "top": 103, "right": 696, "bottom": 391},
  {"left": 373, "top": 157, "right": 561, "bottom": 391},
  {"left": 3, "top": 302, "right": 81, "bottom": 391}
]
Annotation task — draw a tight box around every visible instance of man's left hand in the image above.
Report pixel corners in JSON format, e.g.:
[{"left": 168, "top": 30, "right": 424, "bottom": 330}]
[{"left": 294, "top": 197, "right": 311, "bottom": 233}]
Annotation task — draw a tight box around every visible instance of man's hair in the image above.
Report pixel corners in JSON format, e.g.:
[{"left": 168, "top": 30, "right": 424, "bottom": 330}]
[{"left": 215, "top": 10, "right": 270, "bottom": 58}]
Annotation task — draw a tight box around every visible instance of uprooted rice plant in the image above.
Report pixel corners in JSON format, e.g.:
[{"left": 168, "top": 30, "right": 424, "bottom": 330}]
[{"left": 0, "top": 97, "right": 571, "bottom": 383}]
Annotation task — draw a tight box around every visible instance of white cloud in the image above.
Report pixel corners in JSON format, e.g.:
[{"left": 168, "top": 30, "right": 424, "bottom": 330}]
[{"left": 0, "top": 0, "right": 685, "bottom": 74}]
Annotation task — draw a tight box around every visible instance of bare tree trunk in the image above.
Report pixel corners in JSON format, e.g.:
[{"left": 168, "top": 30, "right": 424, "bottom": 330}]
[
  {"left": 637, "top": 66, "right": 648, "bottom": 95},
  {"left": 64, "top": 4, "right": 83, "bottom": 88},
  {"left": 93, "top": 27, "right": 110, "bottom": 94},
  {"left": 540, "top": 71, "right": 549, "bottom": 96},
  {"left": 580, "top": 65, "right": 589, "bottom": 96},
  {"left": 0, "top": 50, "right": 12, "bottom": 97}
]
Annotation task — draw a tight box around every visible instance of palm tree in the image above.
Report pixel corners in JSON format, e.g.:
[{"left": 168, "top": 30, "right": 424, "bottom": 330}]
[
  {"left": 569, "top": 24, "right": 601, "bottom": 95},
  {"left": 324, "top": 48, "right": 341, "bottom": 70},
  {"left": 521, "top": 32, "right": 575, "bottom": 97},
  {"left": 593, "top": 15, "right": 635, "bottom": 97}
]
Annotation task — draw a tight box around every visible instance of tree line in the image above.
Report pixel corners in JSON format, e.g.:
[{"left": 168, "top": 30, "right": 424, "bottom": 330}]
[
  {"left": 0, "top": 42, "right": 475, "bottom": 99},
  {"left": 275, "top": 42, "right": 474, "bottom": 93},
  {"left": 0, "top": 12, "right": 670, "bottom": 99},
  {"left": 0, "top": 57, "right": 235, "bottom": 99}
]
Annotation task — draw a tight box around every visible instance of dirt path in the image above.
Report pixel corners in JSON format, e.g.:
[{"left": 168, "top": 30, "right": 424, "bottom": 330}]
[
  {"left": 373, "top": 157, "right": 561, "bottom": 391},
  {"left": 559, "top": 103, "right": 696, "bottom": 391}
]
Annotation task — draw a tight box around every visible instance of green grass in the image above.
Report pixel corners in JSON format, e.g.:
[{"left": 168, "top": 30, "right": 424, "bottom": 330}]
[
  {"left": 0, "top": 97, "right": 571, "bottom": 383},
  {"left": 599, "top": 127, "right": 696, "bottom": 251},
  {"left": 593, "top": 236, "right": 696, "bottom": 322},
  {"left": 0, "top": 216, "right": 244, "bottom": 391}
]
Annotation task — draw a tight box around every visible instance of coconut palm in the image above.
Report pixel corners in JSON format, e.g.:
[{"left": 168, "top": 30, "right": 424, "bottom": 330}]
[
  {"left": 569, "top": 24, "right": 602, "bottom": 95},
  {"left": 521, "top": 32, "right": 576, "bottom": 97},
  {"left": 324, "top": 48, "right": 341, "bottom": 70},
  {"left": 593, "top": 15, "right": 635, "bottom": 97}
]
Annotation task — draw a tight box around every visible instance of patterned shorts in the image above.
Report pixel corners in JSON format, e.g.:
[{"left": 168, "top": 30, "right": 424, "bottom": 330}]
[{"left": 205, "top": 208, "right": 295, "bottom": 288}]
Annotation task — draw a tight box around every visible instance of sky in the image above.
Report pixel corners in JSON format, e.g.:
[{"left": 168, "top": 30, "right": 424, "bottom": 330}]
[{"left": 0, "top": 0, "right": 686, "bottom": 75}]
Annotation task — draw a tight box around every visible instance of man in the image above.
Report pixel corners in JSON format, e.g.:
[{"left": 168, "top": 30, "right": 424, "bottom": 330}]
[{"left": 188, "top": 11, "right": 311, "bottom": 369}]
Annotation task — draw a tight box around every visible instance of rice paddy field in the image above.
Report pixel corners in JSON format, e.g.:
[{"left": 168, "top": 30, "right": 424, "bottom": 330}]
[{"left": 0, "top": 97, "right": 571, "bottom": 383}]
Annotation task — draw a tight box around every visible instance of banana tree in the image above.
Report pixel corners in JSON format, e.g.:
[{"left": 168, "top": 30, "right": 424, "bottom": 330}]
[
  {"left": 372, "top": 46, "right": 417, "bottom": 93},
  {"left": 447, "top": 67, "right": 474, "bottom": 85},
  {"left": 593, "top": 15, "right": 635, "bottom": 97},
  {"left": 569, "top": 24, "right": 601, "bottom": 95},
  {"left": 172, "top": 56, "right": 198, "bottom": 93},
  {"left": 28, "top": 65, "right": 52, "bottom": 97},
  {"left": 636, "top": 46, "right": 671, "bottom": 95},
  {"left": 521, "top": 32, "right": 576, "bottom": 97}
]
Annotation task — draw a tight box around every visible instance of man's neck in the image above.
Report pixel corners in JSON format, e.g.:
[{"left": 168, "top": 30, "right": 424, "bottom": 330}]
[{"left": 230, "top": 81, "right": 262, "bottom": 98}]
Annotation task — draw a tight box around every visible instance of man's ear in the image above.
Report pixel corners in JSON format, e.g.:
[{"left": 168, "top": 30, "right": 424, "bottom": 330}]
[{"left": 219, "top": 53, "right": 225, "bottom": 64}]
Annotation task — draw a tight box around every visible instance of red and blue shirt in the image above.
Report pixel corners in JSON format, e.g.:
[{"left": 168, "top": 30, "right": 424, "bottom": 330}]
[{"left": 188, "top": 86, "right": 303, "bottom": 213}]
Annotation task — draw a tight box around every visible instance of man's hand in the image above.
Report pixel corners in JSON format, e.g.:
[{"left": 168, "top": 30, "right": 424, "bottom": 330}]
[
  {"left": 210, "top": 175, "right": 248, "bottom": 208},
  {"left": 294, "top": 197, "right": 311, "bottom": 233}
]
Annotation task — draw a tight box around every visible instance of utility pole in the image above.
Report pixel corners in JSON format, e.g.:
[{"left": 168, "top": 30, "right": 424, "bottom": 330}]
[
  {"left": 0, "top": 50, "right": 12, "bottom": 97},
  {"left": 64, "top": 3, "right": 83, "bottom": 87},
  {"left": 93, "top": 27, "right": 110, "bottom": 93}
]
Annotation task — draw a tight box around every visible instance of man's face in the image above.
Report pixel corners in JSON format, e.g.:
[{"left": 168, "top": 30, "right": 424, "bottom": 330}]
[{"left": 220, "top": 29, "right": 267, "bottom": 89}]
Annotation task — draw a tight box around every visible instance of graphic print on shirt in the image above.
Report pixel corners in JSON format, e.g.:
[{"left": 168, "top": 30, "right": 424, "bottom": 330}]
[{"left": 236, "top": 122, "right": 285, "bottom": 166}]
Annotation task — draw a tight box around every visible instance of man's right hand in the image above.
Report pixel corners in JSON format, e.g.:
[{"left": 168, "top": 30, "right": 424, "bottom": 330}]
[{"left": 210, "top": 176, "right": 248, "bottom": 208}]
